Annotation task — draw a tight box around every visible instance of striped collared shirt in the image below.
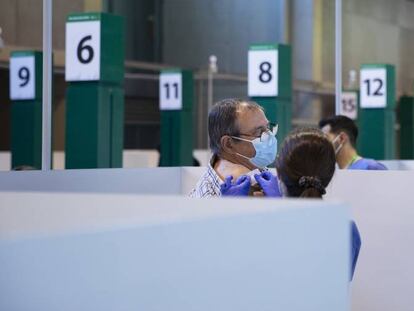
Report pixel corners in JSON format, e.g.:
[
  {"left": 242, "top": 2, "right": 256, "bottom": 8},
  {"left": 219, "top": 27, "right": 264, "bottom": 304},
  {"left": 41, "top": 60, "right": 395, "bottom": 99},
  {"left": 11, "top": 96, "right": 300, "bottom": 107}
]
[{"left": 189, "top": 156, "right": 223, "bottom": 198}]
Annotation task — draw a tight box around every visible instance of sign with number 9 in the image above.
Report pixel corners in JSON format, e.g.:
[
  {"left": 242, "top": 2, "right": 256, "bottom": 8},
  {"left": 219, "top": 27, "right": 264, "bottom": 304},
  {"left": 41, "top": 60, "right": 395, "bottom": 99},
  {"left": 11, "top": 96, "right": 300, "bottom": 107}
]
[{"left": 10, "top": 54, "right": 35, "bottom": 100}]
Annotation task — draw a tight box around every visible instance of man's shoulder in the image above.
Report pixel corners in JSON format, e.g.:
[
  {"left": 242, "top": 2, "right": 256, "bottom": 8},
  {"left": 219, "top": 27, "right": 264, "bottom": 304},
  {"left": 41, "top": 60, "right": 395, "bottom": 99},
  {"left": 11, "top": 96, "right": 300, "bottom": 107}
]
[
  {"left": 365, "top": 158, "right": 387, "bottom": 170},
  {"left": 350, "top": 158, "right": 387, "bottom": 170}
]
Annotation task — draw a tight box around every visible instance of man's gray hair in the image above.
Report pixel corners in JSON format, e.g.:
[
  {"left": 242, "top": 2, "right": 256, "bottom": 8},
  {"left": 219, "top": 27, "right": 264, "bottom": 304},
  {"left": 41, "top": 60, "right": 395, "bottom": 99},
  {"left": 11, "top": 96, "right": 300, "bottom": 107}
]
[{"left": 208, "top": 98, "right": 263, "bottom": 155}]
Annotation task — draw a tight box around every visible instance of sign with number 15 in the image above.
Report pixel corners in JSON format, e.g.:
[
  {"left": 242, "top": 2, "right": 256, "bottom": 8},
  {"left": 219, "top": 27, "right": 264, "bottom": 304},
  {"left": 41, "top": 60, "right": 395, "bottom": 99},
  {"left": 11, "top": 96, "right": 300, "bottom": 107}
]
[
  {"left": 340, "top": 92, "right": 358, "bottom": 120},
  {"left": 65, "top": 15, "right": 101, "bottom": 81}
]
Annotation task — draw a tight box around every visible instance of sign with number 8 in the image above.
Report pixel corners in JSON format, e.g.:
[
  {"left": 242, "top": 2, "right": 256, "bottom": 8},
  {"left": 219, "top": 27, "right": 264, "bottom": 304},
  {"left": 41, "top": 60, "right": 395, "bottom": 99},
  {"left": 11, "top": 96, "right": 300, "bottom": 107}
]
[{"left": 248, "top": 46, "right": 278, "bottom": 97}]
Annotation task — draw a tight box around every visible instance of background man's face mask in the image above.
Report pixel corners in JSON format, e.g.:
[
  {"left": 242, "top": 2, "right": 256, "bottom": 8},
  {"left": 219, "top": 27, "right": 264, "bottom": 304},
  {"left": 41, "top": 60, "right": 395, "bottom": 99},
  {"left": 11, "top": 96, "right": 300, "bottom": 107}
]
[
  {"left": 332, "top": 134, "right": 343, "bottom": 155},
  {"left": 232, "top": 129, "right": 278, "bottom": 169}
]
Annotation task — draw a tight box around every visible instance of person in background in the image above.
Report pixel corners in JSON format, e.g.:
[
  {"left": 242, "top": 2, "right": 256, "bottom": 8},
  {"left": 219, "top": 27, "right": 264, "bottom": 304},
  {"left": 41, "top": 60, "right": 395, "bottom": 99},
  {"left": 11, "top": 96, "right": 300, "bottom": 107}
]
[
  {"left": 189, "top": 98, "right": 277, "bottom": 198},
  {"left": 221, "top": 128, "right": 361, "bottom": 280},
  {"left": 319, "top": 115, "right": 387, "bottom": 170}
]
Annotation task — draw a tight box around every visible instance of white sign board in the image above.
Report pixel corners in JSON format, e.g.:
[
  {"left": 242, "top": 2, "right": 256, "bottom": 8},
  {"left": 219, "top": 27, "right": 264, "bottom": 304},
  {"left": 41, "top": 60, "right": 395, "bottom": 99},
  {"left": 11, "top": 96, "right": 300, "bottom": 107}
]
[
  {"left": 159, "top": 72, "right": 182, "bottom": 110},
  {"left": 360, "top": 68, "right": 387, "bottom": 108},
  {"left": 65, "top": 20, "right": 101, "bottom": 81},
  {"left": 248, "top": 49, "right": 278, "bottom": 97},
  {"left": 10, "top": 55, "right": 35, "bottom": 100},
  {"left": 340, "top": 91, "right": 358, "bottom": 120}
]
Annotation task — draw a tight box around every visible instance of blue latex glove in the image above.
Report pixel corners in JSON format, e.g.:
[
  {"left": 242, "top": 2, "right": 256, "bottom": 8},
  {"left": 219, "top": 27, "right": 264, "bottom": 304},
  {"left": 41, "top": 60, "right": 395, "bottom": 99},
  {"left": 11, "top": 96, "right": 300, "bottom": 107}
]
[
  {"left": 254, "top": 171, "right": 282, "bottom": 198},
  {"left": 220, "top": 175, "right": 251, "bottom": 196}
]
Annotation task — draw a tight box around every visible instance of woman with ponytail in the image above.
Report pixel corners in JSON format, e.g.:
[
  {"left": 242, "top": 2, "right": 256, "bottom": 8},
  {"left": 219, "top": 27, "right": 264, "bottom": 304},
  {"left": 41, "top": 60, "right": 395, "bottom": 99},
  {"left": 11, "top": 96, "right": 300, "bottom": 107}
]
[
  {"left": 274, "top": 128, "right": 335, "bottom": 198},
  {"left": 221, "top": 127, "right": 361, "bottom": 280}
]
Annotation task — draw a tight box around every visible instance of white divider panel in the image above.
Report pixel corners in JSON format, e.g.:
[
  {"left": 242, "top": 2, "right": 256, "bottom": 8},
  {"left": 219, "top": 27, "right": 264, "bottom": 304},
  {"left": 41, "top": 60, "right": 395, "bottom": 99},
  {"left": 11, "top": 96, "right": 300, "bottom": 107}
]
[
  {"left": 0, "top": 168, "right": 182, "bottom": 194},
  {"left": 380, "top": 160, "right": 414, "bottom": 170},
  {"left": 0, "top": 192, "right": 349, "bottom": 311},
  {"left": 326, "top": 170, "right": 414, "bottom": 311},
  {"left": 181, "top": 166, "right": 206, "bottom": 195},
  {"left": 0, "top": 150, "right": 210, "bottom": 170},
  {"left": 3, "top": 166, "right": 413, "bottom": 310}
]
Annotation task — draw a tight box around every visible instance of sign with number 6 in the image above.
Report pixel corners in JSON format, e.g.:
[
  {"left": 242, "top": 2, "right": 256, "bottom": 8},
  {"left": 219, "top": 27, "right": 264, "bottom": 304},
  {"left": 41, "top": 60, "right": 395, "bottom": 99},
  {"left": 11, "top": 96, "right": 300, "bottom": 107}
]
[{"left": 65, "top": 15, "right": 101, "bottom": 81}]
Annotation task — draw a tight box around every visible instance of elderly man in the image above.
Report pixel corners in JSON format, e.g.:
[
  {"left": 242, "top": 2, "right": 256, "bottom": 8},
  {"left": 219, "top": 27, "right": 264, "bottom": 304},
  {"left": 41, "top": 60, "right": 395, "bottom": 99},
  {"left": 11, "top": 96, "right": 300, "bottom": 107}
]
[{"left": 189, "top": 98, "right": 278, "bottom": 198}]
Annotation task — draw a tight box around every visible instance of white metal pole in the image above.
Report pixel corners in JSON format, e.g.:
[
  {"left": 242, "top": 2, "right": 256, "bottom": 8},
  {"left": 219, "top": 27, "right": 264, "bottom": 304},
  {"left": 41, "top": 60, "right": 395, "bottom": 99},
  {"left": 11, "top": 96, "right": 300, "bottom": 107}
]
[
  {"left": 42, "top": 0, "right": 52, "bottom": 170},
  {"left": 335, "top": 0, "right": 342, "bottom": 115}
]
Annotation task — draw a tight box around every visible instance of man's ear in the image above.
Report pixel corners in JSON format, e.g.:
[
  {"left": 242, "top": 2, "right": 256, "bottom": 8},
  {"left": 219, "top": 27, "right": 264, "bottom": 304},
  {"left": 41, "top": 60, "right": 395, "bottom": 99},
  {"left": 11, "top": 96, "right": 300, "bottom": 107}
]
[
  {"left": 339, "top": 131, "right": 349, "bottom": 144},
  {"left": 220, "top": 135, "right": 236, "bottom": 154}
]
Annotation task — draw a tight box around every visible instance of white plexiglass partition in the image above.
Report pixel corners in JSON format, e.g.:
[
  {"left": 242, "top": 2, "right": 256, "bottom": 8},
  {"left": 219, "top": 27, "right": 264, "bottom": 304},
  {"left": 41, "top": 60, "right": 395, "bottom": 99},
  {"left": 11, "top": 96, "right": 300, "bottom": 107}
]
[{"left": 325, "top": 170, "right": 414, "bottom": 311}]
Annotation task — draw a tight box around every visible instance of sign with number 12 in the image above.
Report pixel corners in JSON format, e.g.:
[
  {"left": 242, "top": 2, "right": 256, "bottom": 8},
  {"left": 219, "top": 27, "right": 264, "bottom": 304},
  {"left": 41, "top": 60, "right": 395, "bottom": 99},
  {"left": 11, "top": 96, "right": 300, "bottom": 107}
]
[{"left": 360, "top": 68, "right": 387, "bottom": 108}]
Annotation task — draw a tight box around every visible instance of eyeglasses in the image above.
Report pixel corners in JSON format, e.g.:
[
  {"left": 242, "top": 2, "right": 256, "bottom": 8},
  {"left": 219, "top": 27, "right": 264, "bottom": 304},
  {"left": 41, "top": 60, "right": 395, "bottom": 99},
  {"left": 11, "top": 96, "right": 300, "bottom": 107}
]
[{"left": 234, "top": 123, "right": 278, "bottom": 142}]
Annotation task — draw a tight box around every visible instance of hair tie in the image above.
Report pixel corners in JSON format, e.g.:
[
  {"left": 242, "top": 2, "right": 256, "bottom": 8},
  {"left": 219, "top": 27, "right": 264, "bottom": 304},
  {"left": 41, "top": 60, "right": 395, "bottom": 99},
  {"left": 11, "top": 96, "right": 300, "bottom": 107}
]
[{"left": 298, "top": 176, "right": 326, "bottom": 195}]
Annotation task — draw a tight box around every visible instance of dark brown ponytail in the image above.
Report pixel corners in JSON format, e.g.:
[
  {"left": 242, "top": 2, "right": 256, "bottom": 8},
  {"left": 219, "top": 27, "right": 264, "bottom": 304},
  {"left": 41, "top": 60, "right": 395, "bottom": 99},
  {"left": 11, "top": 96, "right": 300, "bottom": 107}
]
[{"left": 276, "top": 128, "right": 336, "bottom": 198}]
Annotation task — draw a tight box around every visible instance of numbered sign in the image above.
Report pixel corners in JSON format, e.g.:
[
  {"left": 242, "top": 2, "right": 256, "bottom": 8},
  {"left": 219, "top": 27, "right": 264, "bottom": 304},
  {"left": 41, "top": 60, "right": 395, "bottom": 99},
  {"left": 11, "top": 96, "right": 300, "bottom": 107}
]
[
  {"left": 340, "top": 92, "right": 358, "bottom": 120},
  {"left": 10, "top": 54, "right": 35, "bottom": 100},
  {"left": 65, "top": 16, "right": 101, "bottom": 81},
  {"left": 159, "top": 72, "right": 182, "bottom": 110},
  {"left": 360, "top": 68, "right": 386, "bottom": 108},
  {"left": 248, "top": 47, "right": 278, "bottom": 97}
]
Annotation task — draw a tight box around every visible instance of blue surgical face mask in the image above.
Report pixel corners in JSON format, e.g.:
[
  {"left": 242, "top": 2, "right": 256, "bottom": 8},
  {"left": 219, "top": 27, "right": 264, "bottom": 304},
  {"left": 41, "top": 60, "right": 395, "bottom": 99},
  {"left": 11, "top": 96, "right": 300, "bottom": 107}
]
[{"left": 232, "top": 129, "right": 278, "bottom": 169}]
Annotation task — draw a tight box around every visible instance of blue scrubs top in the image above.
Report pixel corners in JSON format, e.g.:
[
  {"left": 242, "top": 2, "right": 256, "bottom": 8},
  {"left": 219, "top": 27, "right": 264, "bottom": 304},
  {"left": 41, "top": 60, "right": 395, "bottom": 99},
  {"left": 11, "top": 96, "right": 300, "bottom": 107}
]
[
  {"left": 350, "top": 221, "right": 361, "bottom": 281},
  {"left": 348, "top": 158, "right": 387, "bottom": 170}
]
